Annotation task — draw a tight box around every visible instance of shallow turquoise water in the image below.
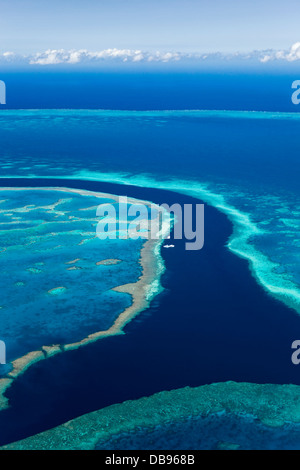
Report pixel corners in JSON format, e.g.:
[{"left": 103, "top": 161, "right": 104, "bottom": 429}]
[{"left": 0, "top": 188, "right": 145, "bottom": 362}]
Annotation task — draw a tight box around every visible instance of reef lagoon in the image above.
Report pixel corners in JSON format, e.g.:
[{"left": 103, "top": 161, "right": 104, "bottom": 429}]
[{"left": 0, "top": 186, "right": 165, "bottom": 409}]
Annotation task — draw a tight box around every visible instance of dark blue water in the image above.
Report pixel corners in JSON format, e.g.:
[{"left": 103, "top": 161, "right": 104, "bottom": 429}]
[
  {"left": 0, "top": 178, "right": 299, "bottom": 446},
  {"left": 1, "top": 71, "right": 299, "bottom": 112}
]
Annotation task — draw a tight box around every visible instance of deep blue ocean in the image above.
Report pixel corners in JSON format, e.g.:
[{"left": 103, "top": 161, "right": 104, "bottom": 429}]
[
  {"left": 1, "top": 70, "right": 300, "bottom": 112},
  {"left": 0, "top": 71, "right": 300, "bottom": 448}
]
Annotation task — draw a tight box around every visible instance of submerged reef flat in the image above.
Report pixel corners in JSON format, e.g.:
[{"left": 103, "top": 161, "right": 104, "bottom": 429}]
[
  {"left": 2, "top": 382, "right": 300, "bottom": 450},
  {"left": 0, "top": 187, "right": 166, "bottom": 409},
  {"left": 96, "top": 259, "right": 122, "bottom": 266}
]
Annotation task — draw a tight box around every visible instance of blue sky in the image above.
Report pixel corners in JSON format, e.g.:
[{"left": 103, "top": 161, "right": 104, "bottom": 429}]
[
  {"left": 0, "top": 0, "right": 299, "bottom": 53},
  {"left": 1, "top": 0, "right": 300, "bottom": 68}
]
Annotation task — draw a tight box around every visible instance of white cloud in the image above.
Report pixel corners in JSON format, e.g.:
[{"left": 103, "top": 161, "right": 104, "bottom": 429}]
[
  {"left": 279, "top": 42, "right": 300, "bottom": 61},
  {"left": 0, "top": 51, "right": 17, "bottom": 62},
  {"left": 27, "top": 48, "right": 184, "bottom": 65},
  {"left": 260, "top": 55, "right": 272, "bottom": 63},
  {"left": 1, "top": 44, "right": 300, "bottom": 66},
  {"left": 29, "top": 49, "right": 83, "bottom": 65},
  {"left": 257, "top": 42, "right": 300, "bottom": 63}
]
